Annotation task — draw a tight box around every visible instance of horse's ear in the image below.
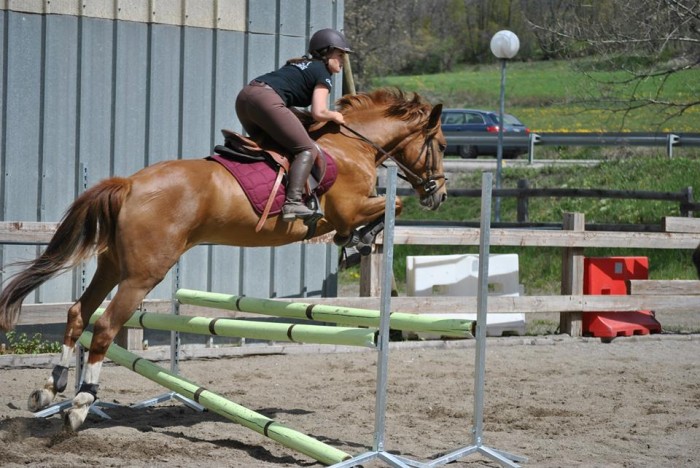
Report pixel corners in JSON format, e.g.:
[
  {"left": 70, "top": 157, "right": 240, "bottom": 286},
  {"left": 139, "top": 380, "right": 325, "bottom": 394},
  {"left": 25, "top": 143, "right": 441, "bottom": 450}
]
[{"left": 427, "top": 104, "right": 443, "bottom": 132}]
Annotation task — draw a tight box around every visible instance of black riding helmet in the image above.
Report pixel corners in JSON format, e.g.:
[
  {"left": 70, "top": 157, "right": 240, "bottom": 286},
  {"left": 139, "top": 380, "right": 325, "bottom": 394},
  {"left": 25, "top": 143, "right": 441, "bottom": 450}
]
[{"left": 308, "top": 28, "right": 353, "bottom": 59}]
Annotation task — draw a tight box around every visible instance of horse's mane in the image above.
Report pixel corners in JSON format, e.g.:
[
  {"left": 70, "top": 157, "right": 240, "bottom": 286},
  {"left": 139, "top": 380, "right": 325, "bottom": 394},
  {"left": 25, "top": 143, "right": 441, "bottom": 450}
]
[
  {"left": 336, "top": 88, "right": 431, "bottom": 121},
  {"left": 294, "top": 88, "right": 433, "bottom": 135}
]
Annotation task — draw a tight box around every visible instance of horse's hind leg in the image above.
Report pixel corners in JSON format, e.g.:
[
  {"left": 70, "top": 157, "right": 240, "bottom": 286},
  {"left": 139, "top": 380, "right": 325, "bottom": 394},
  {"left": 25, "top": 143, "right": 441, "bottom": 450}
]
[
  {"left": 62, "top": 281, "right": 151, "bottom": 430},
  {"left": 63, "top": 251, "right": 178, "bottom": 431},
  {"left": 28, "top": 254, "right": 120, "bottom": 412}
]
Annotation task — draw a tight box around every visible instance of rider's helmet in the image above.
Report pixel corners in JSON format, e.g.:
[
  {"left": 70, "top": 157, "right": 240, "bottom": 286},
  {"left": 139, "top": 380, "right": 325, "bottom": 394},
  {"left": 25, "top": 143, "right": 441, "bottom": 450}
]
[{"left": 308, "top": 28, "right": 353, "bottom": 59}]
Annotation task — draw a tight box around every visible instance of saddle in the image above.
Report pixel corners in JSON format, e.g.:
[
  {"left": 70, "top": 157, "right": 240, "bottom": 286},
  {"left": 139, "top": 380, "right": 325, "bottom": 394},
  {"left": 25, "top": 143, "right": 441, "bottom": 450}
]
[{"left": 212, "top": 129, "right": 335, "bottom": 233}]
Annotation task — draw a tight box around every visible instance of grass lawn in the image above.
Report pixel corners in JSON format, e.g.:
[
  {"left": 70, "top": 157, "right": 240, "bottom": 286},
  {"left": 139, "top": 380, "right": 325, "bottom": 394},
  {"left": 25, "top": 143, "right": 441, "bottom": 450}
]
[{"left": 372, "top": 60, "right": 700, "bottom": 133}]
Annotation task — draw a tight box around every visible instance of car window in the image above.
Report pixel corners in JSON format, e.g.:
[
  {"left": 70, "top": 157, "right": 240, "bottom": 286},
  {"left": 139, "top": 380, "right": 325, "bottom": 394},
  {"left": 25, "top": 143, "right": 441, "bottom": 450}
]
[
  {"left": 503, "top": 114, "right": 524, "bottom": 125},
  {"left": 466, "top": 113, "right": 484, "bottom": 124},
  {"left": 443, "top": 113, "right": 465, "bottom": 125}
]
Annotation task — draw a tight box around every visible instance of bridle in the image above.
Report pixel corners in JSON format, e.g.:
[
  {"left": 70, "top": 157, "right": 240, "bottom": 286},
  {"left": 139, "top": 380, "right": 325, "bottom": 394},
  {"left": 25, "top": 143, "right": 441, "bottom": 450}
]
[{"left": 340, "top": 123, "right": 447, "bottom": 196}]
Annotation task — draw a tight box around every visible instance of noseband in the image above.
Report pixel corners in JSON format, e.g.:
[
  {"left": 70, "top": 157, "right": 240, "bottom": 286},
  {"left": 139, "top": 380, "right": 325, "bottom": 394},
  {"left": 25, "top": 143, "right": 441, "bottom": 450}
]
[{"left": 340, "top": 124, "right": 446, "bottom": 196}]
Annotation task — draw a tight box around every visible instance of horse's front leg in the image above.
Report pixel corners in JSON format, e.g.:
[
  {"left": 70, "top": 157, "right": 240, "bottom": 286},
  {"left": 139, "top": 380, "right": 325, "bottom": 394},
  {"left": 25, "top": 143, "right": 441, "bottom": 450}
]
[
  {"left": 28, "top": 257, "right": 119, "bottom": 413},
  {"left": 332, "top": 195, "right": 402, "bottom": 246}
]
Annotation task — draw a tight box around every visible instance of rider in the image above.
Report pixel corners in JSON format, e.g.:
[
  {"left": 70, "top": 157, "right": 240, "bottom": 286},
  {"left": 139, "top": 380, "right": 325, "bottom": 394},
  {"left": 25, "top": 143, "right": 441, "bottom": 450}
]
[{"left": 235, "top": 28, "right": 352, "bottom": 222}]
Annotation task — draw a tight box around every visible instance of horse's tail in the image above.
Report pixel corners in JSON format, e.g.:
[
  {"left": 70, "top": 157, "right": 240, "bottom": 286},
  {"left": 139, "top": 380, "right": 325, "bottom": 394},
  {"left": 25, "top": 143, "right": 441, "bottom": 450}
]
[
  {"left": 693, "top": 242, "right": 700, "bottom": 279},
  {"left": 0, "top": 177, "right": 132, "bottom": 331}
]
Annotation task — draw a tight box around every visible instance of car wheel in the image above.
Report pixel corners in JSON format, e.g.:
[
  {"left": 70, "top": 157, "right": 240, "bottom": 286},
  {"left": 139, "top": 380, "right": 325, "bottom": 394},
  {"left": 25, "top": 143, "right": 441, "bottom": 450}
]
[{"left": 459, "top": 145, "right": 478, "bottom": 159}]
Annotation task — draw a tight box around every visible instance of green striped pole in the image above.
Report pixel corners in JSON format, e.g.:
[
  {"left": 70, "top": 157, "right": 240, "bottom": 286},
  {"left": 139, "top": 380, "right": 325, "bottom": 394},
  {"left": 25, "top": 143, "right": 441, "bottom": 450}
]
[
  {"left": 90, "top": 309, "right": 376, "bottom": 348},
  {"left": 176, "top": 289, "right": 473, "bottom": 338},
  {"left": 78, "top": 331, "right": 351, "bottom": 465}
]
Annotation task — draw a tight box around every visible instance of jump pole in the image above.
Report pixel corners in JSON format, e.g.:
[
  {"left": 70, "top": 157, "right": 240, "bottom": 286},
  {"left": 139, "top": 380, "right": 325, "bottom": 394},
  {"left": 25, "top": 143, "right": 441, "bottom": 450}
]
[
  {"left": 77, "top": 330, "right": 351, "bottom": 465},
  {"left": 175, "top": 291, "right": 473, "bottom": 338},
  {"left": 89, "top": 309, "right": 377, "bottom": 348}
]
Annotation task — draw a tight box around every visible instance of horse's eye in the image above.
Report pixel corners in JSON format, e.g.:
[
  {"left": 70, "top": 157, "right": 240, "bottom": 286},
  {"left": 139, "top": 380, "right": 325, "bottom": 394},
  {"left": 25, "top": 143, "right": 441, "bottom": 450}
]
[{"left": 438, "top": 143, "right": 447, "bottom": 153}]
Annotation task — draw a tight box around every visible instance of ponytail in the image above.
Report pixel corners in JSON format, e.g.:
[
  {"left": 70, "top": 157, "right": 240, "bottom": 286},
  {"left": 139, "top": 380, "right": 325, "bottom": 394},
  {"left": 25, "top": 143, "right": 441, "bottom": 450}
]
[{"left": 286, "top": 55, "right": 318, "bottom": 65}]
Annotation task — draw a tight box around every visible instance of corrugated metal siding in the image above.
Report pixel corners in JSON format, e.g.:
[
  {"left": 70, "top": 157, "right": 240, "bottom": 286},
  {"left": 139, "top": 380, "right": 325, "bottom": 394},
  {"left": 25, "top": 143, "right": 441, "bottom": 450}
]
[{"left": 0, "top": 1, "right": 345, "bottom": 305}]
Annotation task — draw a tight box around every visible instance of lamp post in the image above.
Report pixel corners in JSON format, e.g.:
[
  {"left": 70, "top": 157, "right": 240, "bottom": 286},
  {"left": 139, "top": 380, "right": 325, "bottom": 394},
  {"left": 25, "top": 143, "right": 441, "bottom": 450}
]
[{"left": 490, "top": 30, "right": 519, "bottom": 222}]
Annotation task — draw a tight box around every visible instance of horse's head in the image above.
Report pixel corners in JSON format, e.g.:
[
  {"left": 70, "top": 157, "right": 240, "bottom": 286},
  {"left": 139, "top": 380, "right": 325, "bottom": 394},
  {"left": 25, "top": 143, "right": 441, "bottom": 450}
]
[
  {"left": 334, "top": 89, "right": 447, "bottom": 211},
  {"left": 392, "top": 101, "right": 447, "bottom": 210}
]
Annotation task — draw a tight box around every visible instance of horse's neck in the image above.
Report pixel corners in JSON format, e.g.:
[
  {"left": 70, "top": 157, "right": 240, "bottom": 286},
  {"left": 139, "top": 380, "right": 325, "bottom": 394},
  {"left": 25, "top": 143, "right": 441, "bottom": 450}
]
[{"left": 343, "top": 117, "right": 412, "bottom": 161}]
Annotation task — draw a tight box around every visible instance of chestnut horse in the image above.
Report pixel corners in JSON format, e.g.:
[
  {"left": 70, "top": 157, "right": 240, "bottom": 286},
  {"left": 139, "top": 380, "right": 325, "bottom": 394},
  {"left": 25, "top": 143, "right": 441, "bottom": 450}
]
[{"left": 0, "top": 89, "right": 446, "bottom": 430}]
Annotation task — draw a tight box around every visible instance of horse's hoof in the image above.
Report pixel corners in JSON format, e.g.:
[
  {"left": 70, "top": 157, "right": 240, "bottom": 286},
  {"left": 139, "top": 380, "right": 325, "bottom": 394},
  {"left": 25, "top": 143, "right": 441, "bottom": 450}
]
[
  {"left": 334, "top": 230, "right": 360, "bottom": 248},
  {"left": 333, "top": 233, "right": 350, "bottom": 246},
  {"left": 356, "top": 243, "right": 373, "bottom": 256},
  {"left": 27, "top": 388, "right": 55, "bottom": 412},
  {"left": 64, "top": 410, "right": 85, "bottom": 432},
  {"left": 63, "top": 391, "right": 95, "bottom": 431},
  {"left": 338, "top": 246, "right": 361, "bottom": 270}
]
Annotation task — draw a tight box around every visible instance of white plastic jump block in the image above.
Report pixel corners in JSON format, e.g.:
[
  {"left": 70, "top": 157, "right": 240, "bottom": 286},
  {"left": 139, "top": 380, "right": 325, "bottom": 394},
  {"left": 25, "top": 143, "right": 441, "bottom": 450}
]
[{"left": 406, "top": 254, "right": 526, "bottom": 337}]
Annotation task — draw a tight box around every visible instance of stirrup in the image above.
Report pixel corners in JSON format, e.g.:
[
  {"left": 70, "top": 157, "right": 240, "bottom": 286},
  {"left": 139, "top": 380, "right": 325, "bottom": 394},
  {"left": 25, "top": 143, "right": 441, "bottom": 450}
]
[
  {"left": 303, "top": 211, "right": 324, "bottom": 226},
  {"left": 303, "top": 193, "right": 324, "bottom": 226}
]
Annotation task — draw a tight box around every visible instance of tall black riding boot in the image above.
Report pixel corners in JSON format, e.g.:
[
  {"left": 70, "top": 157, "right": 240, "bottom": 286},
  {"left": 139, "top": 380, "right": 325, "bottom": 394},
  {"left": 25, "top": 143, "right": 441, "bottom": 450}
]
[{"left": 282, "top": 150, "right": 315, "bottom": 222}]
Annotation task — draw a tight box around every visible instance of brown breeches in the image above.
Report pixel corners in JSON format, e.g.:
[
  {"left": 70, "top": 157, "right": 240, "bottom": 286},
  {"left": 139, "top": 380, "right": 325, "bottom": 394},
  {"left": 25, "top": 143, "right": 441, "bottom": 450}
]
[{"left": 235, "top": 82, "right": 319, "bottom": 159}]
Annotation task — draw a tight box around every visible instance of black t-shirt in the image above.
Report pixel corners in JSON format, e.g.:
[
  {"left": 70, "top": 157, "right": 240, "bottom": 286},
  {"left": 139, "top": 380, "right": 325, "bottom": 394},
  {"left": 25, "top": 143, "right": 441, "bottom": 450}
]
[{"left": 256, "top": 60, "right": 332, "bottom": 107}]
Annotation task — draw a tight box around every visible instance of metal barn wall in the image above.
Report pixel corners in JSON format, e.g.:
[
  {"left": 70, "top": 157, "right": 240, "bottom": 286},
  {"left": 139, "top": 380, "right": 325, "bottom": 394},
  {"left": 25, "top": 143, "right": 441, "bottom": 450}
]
[{"left": 0, "top": 1, "right": 344, "bottom": 304}]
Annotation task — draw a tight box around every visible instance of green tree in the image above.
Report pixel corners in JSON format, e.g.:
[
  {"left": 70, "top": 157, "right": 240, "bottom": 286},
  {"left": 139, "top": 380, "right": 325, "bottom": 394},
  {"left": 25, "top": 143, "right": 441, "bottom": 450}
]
[{"left": 345, "top": 0, "right": 539, "bottom": 83}]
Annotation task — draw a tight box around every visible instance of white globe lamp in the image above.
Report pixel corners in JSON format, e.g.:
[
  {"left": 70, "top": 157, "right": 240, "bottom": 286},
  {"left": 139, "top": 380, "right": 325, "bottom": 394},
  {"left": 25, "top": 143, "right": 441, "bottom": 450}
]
[
  {"left": 490, "top": 30, "right": 520, "bottom": 221},
  {"left": 490, "top": 30, "right": 520, "bottom": 59}
]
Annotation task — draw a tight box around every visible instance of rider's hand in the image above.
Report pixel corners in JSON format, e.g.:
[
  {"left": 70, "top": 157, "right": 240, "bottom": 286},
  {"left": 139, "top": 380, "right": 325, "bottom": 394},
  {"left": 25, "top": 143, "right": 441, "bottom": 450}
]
[{"left": 333, "top": 112, "right": 346, "bottom": 126}]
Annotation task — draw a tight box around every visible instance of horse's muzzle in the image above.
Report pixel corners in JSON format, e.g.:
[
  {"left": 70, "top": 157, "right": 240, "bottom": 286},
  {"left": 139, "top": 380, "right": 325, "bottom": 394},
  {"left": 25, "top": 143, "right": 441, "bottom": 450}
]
[{"left": 420, "top": 191, "right": 446, "bottom": 210}]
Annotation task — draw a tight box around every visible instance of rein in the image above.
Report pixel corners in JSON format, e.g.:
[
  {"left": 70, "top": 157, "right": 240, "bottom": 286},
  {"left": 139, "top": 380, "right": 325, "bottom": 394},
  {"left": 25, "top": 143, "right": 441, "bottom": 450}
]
[{"left": 340, "top": 123, "right": 446, "bottom": 196}]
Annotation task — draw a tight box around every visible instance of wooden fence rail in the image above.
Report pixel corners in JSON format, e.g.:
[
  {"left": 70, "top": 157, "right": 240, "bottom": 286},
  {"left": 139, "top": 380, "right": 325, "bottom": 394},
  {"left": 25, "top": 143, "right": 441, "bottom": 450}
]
[
  {"left": 15, "top": 293, "right": 700, "bottom": 326},
  {"left": 2, "top": 214, "right": 699, "bottom": 344},
  {"left": 364, "top": 213, "right": 700, "bottom": 336}
]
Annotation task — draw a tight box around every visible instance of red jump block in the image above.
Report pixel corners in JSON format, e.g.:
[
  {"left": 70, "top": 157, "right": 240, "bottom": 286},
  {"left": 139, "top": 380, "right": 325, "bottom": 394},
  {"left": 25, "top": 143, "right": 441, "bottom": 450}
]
[
  {"left": 584, "top": 310, "right": 661, "bottom": 339},
  {"left": 583, "top": 257, "right": 661, "bottom": 339}
]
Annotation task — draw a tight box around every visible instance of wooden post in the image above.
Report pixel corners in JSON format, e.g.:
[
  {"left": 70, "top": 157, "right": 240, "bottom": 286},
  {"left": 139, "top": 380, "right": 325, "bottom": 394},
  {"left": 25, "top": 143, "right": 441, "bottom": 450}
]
[
  {"left": 359, "top": 243, "right": 398, "bottom": 298},
  {"left": 560, "top": 212, "right": 585, "bottom": 336},
  {"left": 114, "top": 327, "right": 143, "bottom": 351},
  {"left": 681, "top": 186, "right": 694, "bottom": 217},
  {"left": 342, "top": 54, "right": 356, "bottom": 95},
  {"left": 360, "top": 245, "right": 382, "bottom": 297},
  {"left": 516, "top": 178, "right": 529, "bottom": 223},
  {"left": 114, "top": 304, "right": 144, "bottom": 350}
]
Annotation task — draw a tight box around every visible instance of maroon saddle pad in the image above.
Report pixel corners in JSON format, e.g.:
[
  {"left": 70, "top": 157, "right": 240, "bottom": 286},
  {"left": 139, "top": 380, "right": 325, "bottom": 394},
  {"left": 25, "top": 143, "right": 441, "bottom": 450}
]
[{"left": 208, "top": 150, "right": 338, "bottom": 215}]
